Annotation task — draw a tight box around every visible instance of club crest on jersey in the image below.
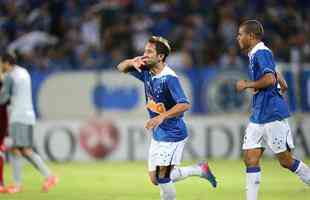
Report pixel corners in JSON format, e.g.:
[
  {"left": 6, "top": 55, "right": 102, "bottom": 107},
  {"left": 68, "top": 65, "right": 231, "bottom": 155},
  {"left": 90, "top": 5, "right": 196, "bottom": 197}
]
[{"left": 146, "top": 99, "right": 166, "bottom": 114}]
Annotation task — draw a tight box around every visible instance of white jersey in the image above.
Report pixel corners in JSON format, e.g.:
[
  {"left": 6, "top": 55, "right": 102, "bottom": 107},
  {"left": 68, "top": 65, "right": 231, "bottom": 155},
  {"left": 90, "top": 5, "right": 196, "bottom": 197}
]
[{"left": 6, "top": 66, "right": 36, "bottom": 125}]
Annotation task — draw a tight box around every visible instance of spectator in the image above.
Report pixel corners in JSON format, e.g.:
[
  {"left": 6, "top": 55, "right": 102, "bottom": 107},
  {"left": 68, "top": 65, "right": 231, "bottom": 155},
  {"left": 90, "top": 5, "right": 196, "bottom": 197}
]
[{"left": 0, "top": 0, "right": 309, "bottom": 72}]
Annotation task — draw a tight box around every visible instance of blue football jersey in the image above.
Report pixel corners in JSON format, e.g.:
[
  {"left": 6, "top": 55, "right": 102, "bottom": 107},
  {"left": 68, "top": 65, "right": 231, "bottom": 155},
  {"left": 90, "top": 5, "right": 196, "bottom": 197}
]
[
  {"left": 248, "top": 42, "right": 290, "bottom": 123},
  {"left": 129, "top": 66, "right": 189, "bottom": 142}
]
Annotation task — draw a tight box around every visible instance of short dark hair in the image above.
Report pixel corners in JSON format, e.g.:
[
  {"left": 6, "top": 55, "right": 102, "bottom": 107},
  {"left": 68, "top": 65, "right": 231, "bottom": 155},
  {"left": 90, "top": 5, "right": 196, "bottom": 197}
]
[
  {"left": 240, "top": 20, "right": 264, "bottom": 39},
  {"left": 0, "top": 52, "right": 16, "bottom": 65},
  {"left": 148, "top": 36, "right": 171, "bottom": 61}
]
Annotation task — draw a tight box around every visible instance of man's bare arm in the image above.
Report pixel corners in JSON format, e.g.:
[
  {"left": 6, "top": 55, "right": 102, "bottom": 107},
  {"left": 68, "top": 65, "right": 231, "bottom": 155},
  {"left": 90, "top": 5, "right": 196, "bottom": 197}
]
[
  {"left": 245, "top": 73, "right": 276, "bottom": 90},
  {"left": 145, "top": 103, "right": 191, "bottom": 130},
  {"left": 116, "top": 56, "right": 147, "bottom": 73},
  {"left": 116, "top": 59, "right": 135, "bottom": 73},
  {"left": 161, "top": 103, "right": 191, "bottom": 120},
  {"left": 237, "top": 73, "right": 276, "bottom": 92}
]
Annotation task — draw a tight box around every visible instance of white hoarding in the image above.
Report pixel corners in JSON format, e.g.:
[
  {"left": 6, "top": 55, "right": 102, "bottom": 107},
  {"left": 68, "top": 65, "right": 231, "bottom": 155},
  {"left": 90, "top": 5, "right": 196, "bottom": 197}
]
[{"left": 33, "top": 116, "right": 310, "bottom": 162}]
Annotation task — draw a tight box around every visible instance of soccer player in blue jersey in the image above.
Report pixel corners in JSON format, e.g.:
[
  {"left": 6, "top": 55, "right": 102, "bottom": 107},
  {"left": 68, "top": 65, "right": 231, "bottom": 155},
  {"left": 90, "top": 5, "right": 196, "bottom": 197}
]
[
  {"left": 236, "top": 20, "right": 310, "bottom": 200},
  {"left": 117, "top": 36, "right": 217, "bottom": 200}
]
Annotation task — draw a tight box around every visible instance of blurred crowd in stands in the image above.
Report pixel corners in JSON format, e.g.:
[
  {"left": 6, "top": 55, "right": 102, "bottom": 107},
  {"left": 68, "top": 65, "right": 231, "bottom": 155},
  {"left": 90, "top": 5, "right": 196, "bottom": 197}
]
[{"left": 0, "top": 0, "right": 309, "bottom": 72}]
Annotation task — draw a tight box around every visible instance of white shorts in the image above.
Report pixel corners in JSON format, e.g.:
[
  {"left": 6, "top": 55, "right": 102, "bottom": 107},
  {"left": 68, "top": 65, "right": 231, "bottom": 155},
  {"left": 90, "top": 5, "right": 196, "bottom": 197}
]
[
  {"left": 148, "top": 138, "right": 187, "bottom": 172},
  {"left": 242, "top": 119, "right": 295, "bottom": 154}
]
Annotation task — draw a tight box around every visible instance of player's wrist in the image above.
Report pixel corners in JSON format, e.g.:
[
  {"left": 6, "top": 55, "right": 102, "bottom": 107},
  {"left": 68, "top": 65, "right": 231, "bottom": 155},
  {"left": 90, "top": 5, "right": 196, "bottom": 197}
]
[
  {"left": 160, "top": 113, "right": 168, "bottom": 120},
  {"left": 126, "top": 59, "right": 134, "bottom": 66},
  {"left": 245, "top": 80, "right": 253, "bottom": 89}
]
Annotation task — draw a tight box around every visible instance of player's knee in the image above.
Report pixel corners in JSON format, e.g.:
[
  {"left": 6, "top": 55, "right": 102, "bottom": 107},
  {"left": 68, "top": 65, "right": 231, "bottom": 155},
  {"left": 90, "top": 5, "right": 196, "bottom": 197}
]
[
  {"left": 10, "top": 148, "right": 21, "bottom": 156},
  {"left": 277, "top": 151, "right": 294, "bottom": 169},
  {"left": 244, "top": 156, "right": 259, "bottom": 167},
  {"left": 157, "top": 170, "right": 167, "bottom": 179},
  {"left": 279, "top": 161, "right": 290, "bottom": 169},
  {"left": 156, "top": 166, "right": 172, "bottom": 184},
  {"left": 20, "top": 148, "right": 32, "bottom": 157}
]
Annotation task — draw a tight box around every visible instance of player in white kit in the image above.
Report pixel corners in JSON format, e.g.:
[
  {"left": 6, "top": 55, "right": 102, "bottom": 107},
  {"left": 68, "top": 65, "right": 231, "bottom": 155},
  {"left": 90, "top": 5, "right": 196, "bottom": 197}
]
[{"left": 0, "top": 52, "right": 58, "bottom": 193}]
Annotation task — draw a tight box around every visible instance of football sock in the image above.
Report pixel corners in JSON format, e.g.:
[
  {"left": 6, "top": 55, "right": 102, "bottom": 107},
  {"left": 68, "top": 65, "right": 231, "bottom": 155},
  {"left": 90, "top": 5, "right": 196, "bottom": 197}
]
[
  {"left": 170, "top": 165, "right": 201, "bottom": 182},
  {"left": 158, "top": 178, "right": 176, "bottom": 200},
  {"left": 289, "top": 159, "right": 310, "bottom": 185},
  {"left": 24, "top": 152, "right": 51, "bottom": 177},
  {"left": 246, "top": 166, "right": 261, "bottom": 200},
  {"left": 11, "top": 153, "right": 22, "bottom": 187}
]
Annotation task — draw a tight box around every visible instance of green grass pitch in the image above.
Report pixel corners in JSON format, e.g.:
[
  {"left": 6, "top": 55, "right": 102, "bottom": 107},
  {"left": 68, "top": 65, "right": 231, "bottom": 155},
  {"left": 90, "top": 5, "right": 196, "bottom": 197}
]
[{"left": 2, "top": 159, "right": 310, "bottom": 200}]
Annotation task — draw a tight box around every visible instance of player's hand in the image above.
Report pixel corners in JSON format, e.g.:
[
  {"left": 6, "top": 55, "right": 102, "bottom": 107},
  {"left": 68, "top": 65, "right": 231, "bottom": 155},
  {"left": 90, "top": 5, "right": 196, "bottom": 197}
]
[
  {"left": 252, "top": 88, "right": 259, "bottom": 95},
  {"left": 145, "top": 114, "right": 165, "bottom": 130},
  {"left": 236, "top": 80, "right": 248, "bottom": 92},
  {"left": 280, "top": 88, "right": 286, "bottom": 95},
  {"left": 130, "top": 56, "right": 148, "bottom": 72}
]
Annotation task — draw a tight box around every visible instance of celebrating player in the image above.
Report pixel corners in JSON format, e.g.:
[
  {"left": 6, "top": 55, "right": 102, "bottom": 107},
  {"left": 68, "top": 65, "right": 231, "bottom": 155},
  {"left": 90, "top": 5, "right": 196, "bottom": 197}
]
[
  {"left": 236, "top": 20, "right": 310, "bottom": 200},
  {"left": 0, "top": 52, "right": 58, "bottom": 193},
  {"left": 117, "top": 36, "right": 217, "bottom": 200}
]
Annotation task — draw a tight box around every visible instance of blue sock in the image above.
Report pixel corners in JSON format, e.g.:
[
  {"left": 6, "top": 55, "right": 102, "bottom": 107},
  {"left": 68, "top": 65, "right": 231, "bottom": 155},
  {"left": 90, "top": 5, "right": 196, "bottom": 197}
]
[
  {"left": 246, "top": 166, "right": 261, "bottom": 173},
  {"left": 289, "top": 159, "right": 300, "bottom": 172},
  {"left": 157, "top": 177, "right": 171, "bottom": 184}
]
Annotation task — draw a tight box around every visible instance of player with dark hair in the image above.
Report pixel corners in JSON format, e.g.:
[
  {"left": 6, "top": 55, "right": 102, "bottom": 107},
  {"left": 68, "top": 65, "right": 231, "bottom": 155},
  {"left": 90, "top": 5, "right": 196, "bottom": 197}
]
[
  {"left": 117, "top": 36, "right": 217, "bottom": 200},
  {"left": 236, "top": 20, "right": 310, "bottom": 200}
]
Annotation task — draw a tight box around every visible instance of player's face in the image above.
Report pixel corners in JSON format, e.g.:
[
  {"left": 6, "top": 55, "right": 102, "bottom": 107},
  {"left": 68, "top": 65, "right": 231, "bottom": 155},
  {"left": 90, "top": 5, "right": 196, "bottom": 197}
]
[
  {"left": 237, "top": 26, "right": 251, "bottom": 52},
  {"left": 0, "top": 60, "right": 10, "bottom": 73},
  {"left": 143, "top": 42, "right": 161, "bottom": 68}
]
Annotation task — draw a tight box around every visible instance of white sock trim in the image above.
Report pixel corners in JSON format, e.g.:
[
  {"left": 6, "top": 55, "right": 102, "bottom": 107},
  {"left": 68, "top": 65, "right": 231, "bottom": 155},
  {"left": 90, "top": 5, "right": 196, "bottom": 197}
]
[{"left": 159, "top": 181, "right": 176, "bottom": 200}]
